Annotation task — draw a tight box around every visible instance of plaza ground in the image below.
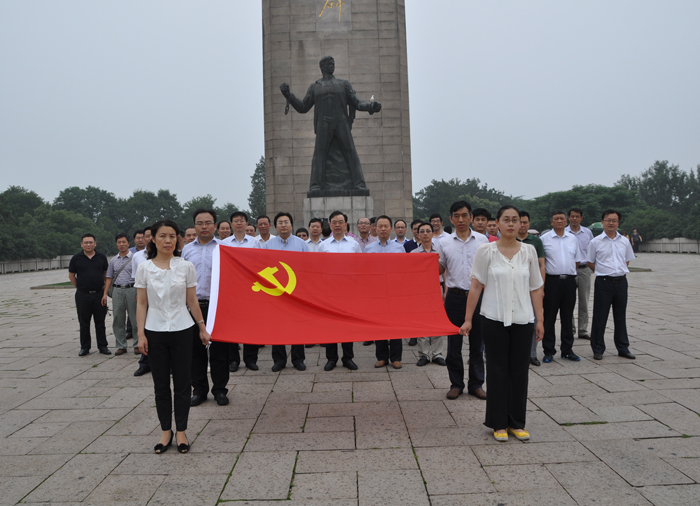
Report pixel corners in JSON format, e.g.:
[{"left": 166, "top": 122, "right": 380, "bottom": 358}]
[{"left": 1, "top": 253, "right": 699, "bottom": 505}]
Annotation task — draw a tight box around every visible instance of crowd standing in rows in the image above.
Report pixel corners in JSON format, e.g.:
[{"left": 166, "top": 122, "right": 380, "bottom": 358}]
[{"left": 68, "top": 202, "right": 636, "bottom": 448}]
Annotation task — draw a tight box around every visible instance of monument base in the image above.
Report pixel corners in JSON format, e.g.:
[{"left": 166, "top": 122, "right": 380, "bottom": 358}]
[
  {"left": 303, "top": 196, "right": 374, "bottom": 233},
  {"left": 307, "top": 189, "right": 370, "bottom": 198}
]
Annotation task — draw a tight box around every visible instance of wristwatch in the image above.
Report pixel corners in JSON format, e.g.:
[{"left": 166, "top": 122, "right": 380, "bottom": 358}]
[{"left": 196, "top": 319, "right": 204, "bottom": 325}]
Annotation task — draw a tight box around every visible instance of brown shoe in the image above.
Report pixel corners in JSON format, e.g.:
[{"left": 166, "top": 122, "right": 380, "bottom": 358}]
[
  {"left": 115, "top": 349, "right": 127, "bottom": 356},
  {"left": 392, "top": 361, "right": 402, "bottom": 369},
  {"left": 469, "top": 387, "right": 487, "bottom": 400},
  {"left": 446, "top": 388, "right": 462, "bottom": 400},
  {"left": 374, "top": 360, "right": 388, "bottom": 368}
]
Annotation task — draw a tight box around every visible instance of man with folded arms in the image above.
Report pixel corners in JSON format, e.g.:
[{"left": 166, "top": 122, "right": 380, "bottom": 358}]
[
  {"left": 102, "top": 233, "right": 137, "bottom": 355},
  {"left": 438, "top": 202, "right": 489, "bottom": 400},
  {"left": 221, "top": 211, "right": 262, "bottom": 371},
  {"left": 264, "top": 212, "right": 309, "bottom": 372},
  {"left": 366, "top": 215, "right": 406, "bottom": 369},
  {"left": 319, "top": 211, "right": 361, "bottom": 371},
  {"left": 541, "top": 210, "right": 586, "bottom": 363},
  {"left": 587, "top": 210, "right": 636, "bottom": 361}
]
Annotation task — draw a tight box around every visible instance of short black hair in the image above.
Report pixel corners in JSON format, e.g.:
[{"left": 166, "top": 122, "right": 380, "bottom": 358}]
[
  {"left": 115, "top": 233, "right": 130, "bottom": 242},
  {"left": 394, "top": 219, "right": 407, "bottom": 227},
  {"left": 550, "top": 210, "right": 567, "bottom": 219},
  {"left": 429, "top": 213, "right": 443, "bottom": 222},
  {"left": 230, "top": 211, "right": 249, "bottom": 223},
  {"left": 147, "top": 220, "right": 181, "bottom": 260},
  {"left": 449, "top": 201, "right": 472, "bottom": 215},
  {"left": 443, "top": 225, "right": 453, "bottom": 234},
  {"left": 519, "top": 211, "right": 531, "bottom": 220},
  {"left": 133, "top": 229, "right": 145, "bottom": 237},
  {"left": 295, "top": 228, "right": 308, "bottom": 237},
  {"left": 193, "top": 208, "right": 217, "bottom": 223},
  {"left": 274, "top": 212, "right": 294, "bottom": 227},
  {"left": 497, "top": 205, "right": 521, "bottom": 220},
  {"left": 81, "top": 233, "right": 96, "bottom": 241},
  {"left": 472, "top": 208, "right": 491, "bottom": 220},
  {"left": 309, "top": 217, "right": 323, "bottom": 227},
  {"left": 256, "top": 215, "right": 270, "bottom": 225},
  {"left": 329, "top": 210, "right": 346, "bottom": 223},
  {"left": 376, "top": 215, "right": 393, "bottom": 227},
  {"left": 369, "top": 217, "right": 377, "bottom": 225},
  {"left": 217, "top": 220, "right": 230, "bottom": 229},
  {"left": 410, "top": 219, "right": 422, "bottom": 229},
  {"left": 601, "top": 209, "right": 622, "bottom": 221},
  {"left": 417, "top": 222, "right": 433, "bottom": 234},
  {"left": 321, "top": 224, "right": 331, "bottom": 237},
  {"left": 487, "top": 217, "right": 497, "bottom": 223},
  {"left": 568, "top": 208, "right": 583, "bottom": 217}
]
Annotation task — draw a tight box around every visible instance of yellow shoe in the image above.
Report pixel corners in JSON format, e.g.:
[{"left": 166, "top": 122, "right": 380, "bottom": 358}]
[
  {"left": 493, "top": 430, "right": 508, "bottom": 442},
  {"left": 507, "top": 427, "right": 530, "bottom": 440}
]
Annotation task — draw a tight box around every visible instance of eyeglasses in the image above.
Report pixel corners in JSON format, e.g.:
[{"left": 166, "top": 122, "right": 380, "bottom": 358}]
[
  {"left": 276, "top": 220, "right": 291, "bottom": 226},
  {"left": 330, "top": 220, "right": 345, "bottom": 225},
  {"left": 499, "top": 218, "right": 520, "bottom": 225},
  {"left": 195, "top": 221, "right": 214, "bottom": 226},
  {"left": 603, "top": 219, "right": 619, "bottom": 223}
]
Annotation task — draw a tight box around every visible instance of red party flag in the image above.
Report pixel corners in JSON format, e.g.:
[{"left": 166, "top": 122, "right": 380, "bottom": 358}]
[{"left": 206, "top": 246, "right": 459, "bottom": 345}]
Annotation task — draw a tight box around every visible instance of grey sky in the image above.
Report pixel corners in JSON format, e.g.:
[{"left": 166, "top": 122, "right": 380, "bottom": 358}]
[{"left": 2, "top": 1, "right": 699, "bottom": 210}]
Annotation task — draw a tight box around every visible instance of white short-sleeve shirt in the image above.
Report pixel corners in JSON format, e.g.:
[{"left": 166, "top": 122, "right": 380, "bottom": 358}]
[
  {"left": 134, "top": 257, "right": 197, "bottom": 332},
  {"left": 470, "top": 242, "right": 544, "bottom": 327},
  {"left": 587, "top": 232, "right": 635, "bottom": 276}
]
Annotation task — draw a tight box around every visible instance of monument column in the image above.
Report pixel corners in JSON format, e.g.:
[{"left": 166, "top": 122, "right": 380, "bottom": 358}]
[{"left": 262, "top": 0, "right": 412, "bottom": 229}]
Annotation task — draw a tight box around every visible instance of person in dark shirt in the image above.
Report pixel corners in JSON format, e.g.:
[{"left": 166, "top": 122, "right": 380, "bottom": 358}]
[{"left": 68, "top": 233, "right": 110, "bottom": 356}]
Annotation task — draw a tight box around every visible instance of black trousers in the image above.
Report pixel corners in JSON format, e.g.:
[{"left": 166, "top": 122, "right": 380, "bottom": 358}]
[
  {"left": 272, "top": 345, "right": 306, "bottom": 366},
  {"left": 375, "top": 339, "right": 402, "bottom": 363},
  {"left": 230, "top": 344, "right": 259, "bottom": 366},
  {"left": 590, "top": 276, "right": 631, "bottom": 355},
  {"left": 542, "top": 275, "right": 577, "bottom": 356},
  {"left": 191, "top": 301, "right": 230, "bottom": 396},
  {"left": 444, "top": 290, "right": 485, "bottom": 393},
  {"left": 146, "top": 326, "right": 193, "bottom": 432},
  {"left": 326, "top": 342, "right": 354, "bottom": 364},
  {"left": 75, "top": 290, "right": 108, "bottom": 350},
  {"left": 482, "top": 318, "right": 533, "bottom": 431}
]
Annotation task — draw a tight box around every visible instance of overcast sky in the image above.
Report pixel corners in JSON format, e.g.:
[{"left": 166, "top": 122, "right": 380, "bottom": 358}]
[{"left": 2, "top": 1, "right": 699, "bottom": 210}]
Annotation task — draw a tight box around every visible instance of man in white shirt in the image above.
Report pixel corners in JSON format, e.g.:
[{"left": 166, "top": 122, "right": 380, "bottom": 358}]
[
  {"left": 221, "top": 211, "right": 262, "bottom": 371},
  {"left": 355, "top": 217, "right": 377, "bottom": 252},
  {"left": 255, "top": 215, "right": 276, "bottom": 244},
  {"left": 319, "top": 211, "right": 361, "bottom": 371},
  {"left": 438, "top": 201, "right": 489, "bottom": 400},
  {"left": 587, "top": 210, "right": 636, "bottom": 361},
  {"left": 541, "top": 210, "right": 587, "bottom": 364},
  {"left": 184, "top": 227, "right": 197, "bottom": 245},
  {"left": 393, "top": 219, "right": 408, "bottom": 245},
  {"left": 264, "top": 212, "right": 310, "bottom": 372},
  {"left": 306, "top": 217, "right": 325, "bottom": 252},
  {"left": 132, "top": 226, "right": 152, "bottom": 376},
  {"left": 365, "top": 216, "right": 406, "bottom": 368},
  {"left": 565, "top": 208, "right": 595, "bottom": 340},
  {"left": 182, "top": 208, "right": 231, "bottom": 407},
  {"left": 430, "top": 214, "right": 450, "bottom": 243}
]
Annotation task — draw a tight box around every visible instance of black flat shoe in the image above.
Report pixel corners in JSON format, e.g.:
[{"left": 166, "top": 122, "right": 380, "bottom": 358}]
[
  {"left": 98, "top": 347, "right": 112, "bottom": 355},
  {"left": 133, "top": 366, "right": 151, "bottom": 377},
  {"left": 618, "top": 352, "right": 636, "bottom": 360},
  {"left": 190, "top": 393, "right": 206, "bottom": 406},
  {"left": 78, "top": 348, "right": 90, "bottom": 357},
  {"left": 246, "top": 362, "right": 259, "bottom": 371},
  {"left": 154, "top": 430, "right": 173, "bottom": 454},
  {"left": 432, "top": 357, "right": 446, "bottom": 366},
  {"left": 229, "top": 361, "right": 239, "bottom": 372},
  {"left": 342, "top": 360, "right": 358, "bottom": 370},
  {"left": 177, "top": 439, "right": 190, "bottom": 453},
  {"left": 324, "top": 360, "right": 336, "bottom": 371},
  {"left": 293, "top": 362, "right": 307, "bottom": 371}
]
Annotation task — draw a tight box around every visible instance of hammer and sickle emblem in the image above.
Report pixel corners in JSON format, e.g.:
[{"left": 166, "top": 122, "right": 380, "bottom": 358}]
[{"left": 251, "top": 262, "right": 297, "bottom": 297}]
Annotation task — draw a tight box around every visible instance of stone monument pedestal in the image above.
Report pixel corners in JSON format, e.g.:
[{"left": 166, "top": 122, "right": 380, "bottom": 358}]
[{"left": 303, "top": 196, "right": 374, "bottom": 234}]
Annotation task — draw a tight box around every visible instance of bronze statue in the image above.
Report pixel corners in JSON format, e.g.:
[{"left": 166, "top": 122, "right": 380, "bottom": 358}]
[{"left": 281, "top": 56, "right": 381, "bottom": 196}]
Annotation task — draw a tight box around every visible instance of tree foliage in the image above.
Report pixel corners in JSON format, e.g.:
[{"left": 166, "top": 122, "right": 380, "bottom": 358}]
[
  {"left": 617, "top": 160, "right": 700, "bottom": 213},
  {"left": 413, "top": 178, "right": 514, "bottom": 222},
  {"left": 248, "top": 156, "right": 266, "bottom": 219}
]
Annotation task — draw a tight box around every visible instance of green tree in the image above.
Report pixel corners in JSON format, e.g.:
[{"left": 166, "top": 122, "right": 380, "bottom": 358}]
[
  {"left": 182, "top": 194, "right": 217, "bottom": 225},
  {"left": 248, "top": 156, "right": 266, "bottom": 219},
  {"left": 617, "top": 160, "right": 698, "bottom": 213},
  {"left": 413, "top": 178, "right": 513, "bottom": 222},
  {"left": 217, "top": 202, "right": 242, "bottom": 223},
  {"left": 0, "top": 186, "right": 45, "bottom": 217},
  {"left": 121, "top": 189, "right": 184, "bottom": 232},
  {"left": 53, "top": 186, "right": 120, "bottom": 223}
]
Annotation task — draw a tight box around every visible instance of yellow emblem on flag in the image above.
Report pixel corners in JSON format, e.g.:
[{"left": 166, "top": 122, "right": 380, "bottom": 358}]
[{"left": 251, "top": 262, "right": 297, "bottom": 296}]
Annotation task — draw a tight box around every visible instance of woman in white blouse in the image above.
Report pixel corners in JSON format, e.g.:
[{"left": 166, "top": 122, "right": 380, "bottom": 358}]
[
  {"left": 459, "top": 206, "right": 544, "bottom": 442},
  {"left": 135, "top": 220, "right": 210, "bottom": 454}
]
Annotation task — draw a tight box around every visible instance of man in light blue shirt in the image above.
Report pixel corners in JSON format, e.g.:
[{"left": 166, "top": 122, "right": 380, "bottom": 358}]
[
  {"left": 366, "top": 215, "right": 405, "bottom": 368},
  {"left": 264, "top": 212, "right": 309, "bottom": 372}
]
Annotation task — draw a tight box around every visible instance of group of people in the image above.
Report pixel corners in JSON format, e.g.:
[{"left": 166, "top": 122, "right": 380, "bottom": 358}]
[{"left": 68, "top": 201, "right": 636, "bottom": 449}]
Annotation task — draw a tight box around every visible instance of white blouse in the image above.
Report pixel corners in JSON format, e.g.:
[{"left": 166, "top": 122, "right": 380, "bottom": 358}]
[
  {"left": 134, "top": 257, "right": 197, "bottom": 332},
  {"left": 470, "top": 242, "right": 544, "bottom": 327}
]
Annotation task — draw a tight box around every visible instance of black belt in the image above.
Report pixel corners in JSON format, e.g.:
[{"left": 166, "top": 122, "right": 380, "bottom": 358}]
[
  {"left": 599, "top": 275, "right": 626, "bottom": 282},
  {"left": 447, "top": 287, "right": 468, "bottom": 296},
  {"left": 198, "top": 299, "right": 209, "bottom": 306},
  {"left": 77, "top": 288, "right": 101, "bottom": 294},
  {"left": 114, "top": 283, "right": 134, "bottom": 288},
  {"left": 578, "top": 264, "right": 589, "bottom": 269},
  {"left": 546, "top": 274, "right": 577, "bottom": 279}
]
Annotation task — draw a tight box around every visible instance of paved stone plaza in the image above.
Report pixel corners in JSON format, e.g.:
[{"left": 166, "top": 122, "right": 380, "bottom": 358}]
[{"left": 1, "top": 253, "right": 699, "bottom": 505}]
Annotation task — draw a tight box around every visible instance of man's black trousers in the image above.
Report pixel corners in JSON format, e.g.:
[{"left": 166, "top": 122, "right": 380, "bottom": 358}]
[
  {"left": 542, "top": 275, "right": 577, "bottom": 357},
  {"left": 75, "top": 290, "right": 108, "bottom": 350},
  {"left": 444, "top": 289, "right": 485, "bottom": 393},
  {"left": 191, "top": 300, "right": 231, "bottom": 396},
  {"left": 590, "top": 276, "right": 631, "bottom": 356}
]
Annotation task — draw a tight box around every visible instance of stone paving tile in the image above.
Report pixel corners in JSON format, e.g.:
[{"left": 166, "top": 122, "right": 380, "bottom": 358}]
[
  {"left": 584, "top": 439, "right": 695, "bottom": 486},
  {"left": 472, "top": 441, "right": 597, "bottom": 466},
  {"left": 0, "top": 453, "right": 73, "bottom": 477},
  {"left": 562, "top": 420, "right": 681, "bottom": 441},
  {"left": 358, "top": 469, "right": 430, "bottom": 506},
  {"left": 148, "top": 474, "right": 229, "bottom": 506},
  {"left": 35, "top": 407, "right": 131, "bottom": 423},
  {"left": 304, "top": 415, "right": 355, "bottom": 432},
  {"left": 220, "top": 451, "right": 296, "bottom": 500},
  {"left": 581, "top": 371, "right": 649, "bottom": 392},
  {"left": 547, "top": 461, "right": 653, "bottom": 505},
  {"left": 246, "top": 430, "right": 355, "bottom": 451},
  {"left": 112, "top": 453, "right": 237, "bottom": 476},
  {"left": 253, "top": 403, "right": 308, "bottom": 433},
  {"left": 24, "top": 453, "right": 126, "bottom": 502},
  {"left": 27, "top": 420, "right": 113, "bottom": 455},
  {"left": 83, "top": 474, "right": 165, "bottom": 504},
  {"left": 639, "top": 484, "right": 700, "bottom": 506},
  {"left": 0, "top": 476, "right": 45, "bottom": 505},
  {"left": 415, "top": 446, "right": 494, "bottom": 494},
  {"left": 589, "top": 404, "right": 654, "bottom": 422},
  {"left": 291, "top": 471, "right": 357, "bottom": 500},
  {"left": 484, "top": 463, "right": 561, "bottom": 492},
  {"left": 638, "top": 402, "right": 700, "bottom": 436},
  {"left": 430, "top": 489, "right": 578, "bottom": 506},
  {"left": 656, "top": 388, "right": 700, "bottom": 412},
  {"left": 188, "top": 418, "right": 255, "bottom": 453},
  {"left": 296, "top": 448, "right": 418, "bottom": 473},
  {"left": 530, "top": 396, "right": 602, "bottom": 424},
  {"left": 353, "top": 379, "right": 396, "bottom": 401},
  {"left": 662, "top": 457, "right": 700, "bottom": 482},
  {"left": 400, "top": 400, "right": 457, "bottom": 429},
  {"left": 9, "top": 420, "right": 71, "bottom": 438},
  {"left": 573, "top": 390, "right": 675, "bottom": 409}
]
